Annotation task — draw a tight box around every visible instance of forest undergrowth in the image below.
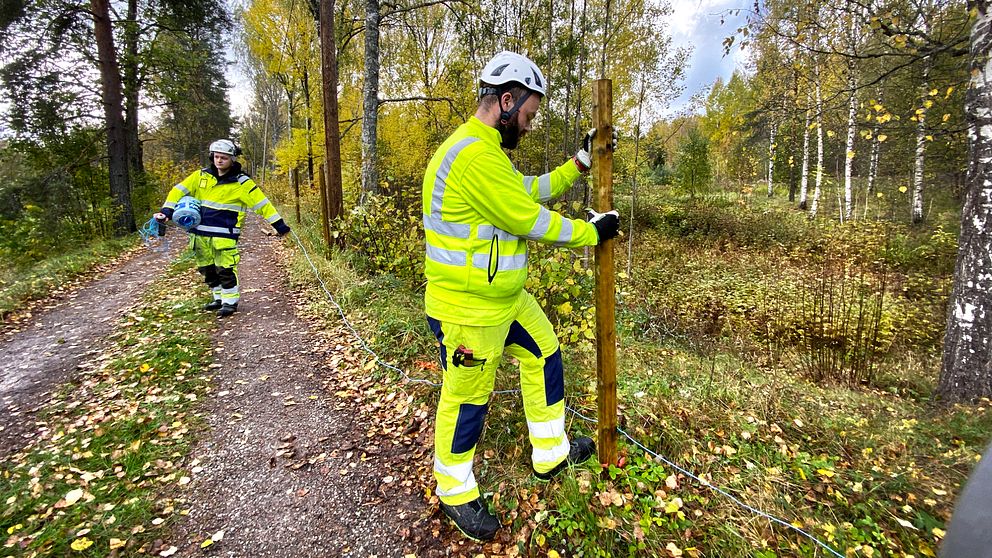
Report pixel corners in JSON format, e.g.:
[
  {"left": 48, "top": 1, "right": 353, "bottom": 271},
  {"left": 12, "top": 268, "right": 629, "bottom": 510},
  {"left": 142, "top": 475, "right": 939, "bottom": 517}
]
[{"left": 278, "top": 182, "right": 992, "bottom": 558}]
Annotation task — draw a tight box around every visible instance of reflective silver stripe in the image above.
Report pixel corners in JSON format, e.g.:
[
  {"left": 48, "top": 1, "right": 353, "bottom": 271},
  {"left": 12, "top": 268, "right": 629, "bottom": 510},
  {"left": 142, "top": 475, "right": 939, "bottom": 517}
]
[
  {"left": 163, "top": 201, "right": 177, "bottom": 209},
  {"left": 238, "top": 175, "right": 250, "bottom": 184},
  {"left": 476, "top": 225, "right": 517, "bottom": 241},
  {"left": 434, "top": 457, "right": 477, "bottom": 497},
  {"left": 201, "top": 200, "right": 245, "bottom": 212},
  {"left": 523, "top": 175, "right": 536, "bottom": 196},
  {"left": 266, "top": 213, "right": 282, "bottom": 223},
  {"left": 431, "top": 137, "right": 479, "bottom": 217},
  {"left": 220, "top": 286, "right": 240, "bottom": 305},
  {"left": 250, "top": 199, "right": 270, "bottom": 211},
  {"left": 524, "top": 207, "right": 553, "bottom": 240},
  {"left": 175, "top": 184, "right": 191, "bottom": 195},
  {"left": 527, "top": 417, "right": 565, "bottom": 440},
  {"left": 472, "top": 252, "right": 526, "bottom": 271},
  {"left": 423, "top": 215, "right": 471, "bottom": 239},
  {"left": 538, "top": 173, "right": 552, "bottom": 201},
  {"left": 195, "top": 225, "right": 241, "bottom": 235},
  {"left": 426, "top": 244, "right": 467, "bottom": 266},
  {"left": 533, "top": 438, "right": 570, "bottom": 465},
  {"left": 555, "top": 219, "right": 574, "bottom": 245}
]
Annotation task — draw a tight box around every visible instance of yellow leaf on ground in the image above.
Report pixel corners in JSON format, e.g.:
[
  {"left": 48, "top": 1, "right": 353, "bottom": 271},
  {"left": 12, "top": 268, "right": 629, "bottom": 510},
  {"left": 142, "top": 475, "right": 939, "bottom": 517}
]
[
  {"left": 666, "top": 542, "right": 684, "bottom": 557},
  {"left": 548, "top": 551, "right": 561, "bottom": 558},
  {"left": 201, "top": 539, "right": 214, "bottom": 549},
  {"left": 109, "top": 538, "right": 126, "bottom": 549},
  {"left": 70, "top": 537, "right": 93, "bottom": 551}
]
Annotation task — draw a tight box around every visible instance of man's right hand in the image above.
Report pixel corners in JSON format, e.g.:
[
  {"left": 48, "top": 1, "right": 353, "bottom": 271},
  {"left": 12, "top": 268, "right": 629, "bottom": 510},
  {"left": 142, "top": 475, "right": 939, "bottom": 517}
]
[{"left": 587, "top": 209, "right": 620, "bottom": 244}]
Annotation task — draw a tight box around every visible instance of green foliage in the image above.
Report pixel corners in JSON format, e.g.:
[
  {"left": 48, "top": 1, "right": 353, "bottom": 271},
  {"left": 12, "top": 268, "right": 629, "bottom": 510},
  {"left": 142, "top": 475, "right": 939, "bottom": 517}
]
[
  {"left": 671, "top": 128, "right": 712, "bottom": 197},
  {"left": 339, "top": 193, "right": 424, "bottom": 283}
]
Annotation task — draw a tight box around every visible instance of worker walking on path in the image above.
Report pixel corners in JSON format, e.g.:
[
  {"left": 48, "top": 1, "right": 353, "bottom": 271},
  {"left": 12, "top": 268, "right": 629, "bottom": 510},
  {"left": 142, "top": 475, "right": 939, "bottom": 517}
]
[
  {"left": 155, "top": 139, "right": 290, "bottom": 318},
  {"left": 421, "top": 51, "right": 620, "bottom": 541}
]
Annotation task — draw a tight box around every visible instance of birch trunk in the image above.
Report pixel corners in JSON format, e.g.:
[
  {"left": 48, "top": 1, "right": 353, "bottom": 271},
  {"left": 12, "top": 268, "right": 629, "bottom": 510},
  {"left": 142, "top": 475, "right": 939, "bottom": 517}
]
[
  {"left": 912, "top": 14, "right": 931, "bottom": 224},
  {"left": 844, "top": 66, "right": 857, "bottom": 220},
  {"left": 767, "top": 121, "right": 776, "bottom": 197},
  {"left": 799, "top": 102, "right": 810, "bottom": 210},
  {"left": 809, "top": 78, "right": 824, "bottom": 218},
  {"left": 936, "top": 0, "right": 992, "bottom": 404}
]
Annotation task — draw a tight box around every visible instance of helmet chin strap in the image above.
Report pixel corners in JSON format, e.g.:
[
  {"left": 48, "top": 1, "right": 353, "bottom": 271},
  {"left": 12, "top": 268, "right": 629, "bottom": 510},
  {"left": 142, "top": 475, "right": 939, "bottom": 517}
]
[{"left": 499, "top": 90, "right": 532, "bottom": 125}]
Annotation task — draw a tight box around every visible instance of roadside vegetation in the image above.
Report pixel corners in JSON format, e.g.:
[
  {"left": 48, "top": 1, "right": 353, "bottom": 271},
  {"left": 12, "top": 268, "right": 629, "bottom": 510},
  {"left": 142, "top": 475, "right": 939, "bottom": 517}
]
[
  {"left": 1, "top": 256, "right": 215, "bottom": 557},
  {"left": 273, "top": 174, "right": 989, "bottom": 557}
]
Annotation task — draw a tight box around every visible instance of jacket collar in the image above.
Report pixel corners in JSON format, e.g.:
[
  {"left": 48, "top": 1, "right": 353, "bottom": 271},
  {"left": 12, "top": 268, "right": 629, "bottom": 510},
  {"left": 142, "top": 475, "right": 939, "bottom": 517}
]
[
  {"left": 466, "top": 116, "right": 502, "bottom": 148},
  {"left": 203, "top": 160, "right": 244, "bottom": 184}
]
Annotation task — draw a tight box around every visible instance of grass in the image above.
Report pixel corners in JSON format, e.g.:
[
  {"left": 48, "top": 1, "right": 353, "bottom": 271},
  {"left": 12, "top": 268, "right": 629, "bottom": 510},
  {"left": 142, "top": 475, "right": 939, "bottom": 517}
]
[
  {"left": 272, "top": 179, "right": 988, "bottom": 557},
  {"left": 0, "top": 252, "right": 214, "bottom": 557},
  {"left": 0, "top": 236, "right": 141, "bottom": 321}
]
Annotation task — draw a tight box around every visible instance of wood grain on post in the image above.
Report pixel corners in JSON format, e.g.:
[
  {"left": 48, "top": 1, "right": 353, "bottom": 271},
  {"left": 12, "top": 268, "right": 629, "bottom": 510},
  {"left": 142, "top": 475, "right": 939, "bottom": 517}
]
[{"left": 592, "top": 79, "right": 618, "bottom": 470}]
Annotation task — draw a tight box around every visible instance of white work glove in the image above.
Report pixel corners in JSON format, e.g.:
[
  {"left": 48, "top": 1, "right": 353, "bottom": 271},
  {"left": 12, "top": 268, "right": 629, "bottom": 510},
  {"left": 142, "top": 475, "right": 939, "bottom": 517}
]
[
  {"left": 574, "top": 128, "right": 619, "bottom": 172},
  {"left": 587, "top": 209, "right": 620, "bottom": 244}
]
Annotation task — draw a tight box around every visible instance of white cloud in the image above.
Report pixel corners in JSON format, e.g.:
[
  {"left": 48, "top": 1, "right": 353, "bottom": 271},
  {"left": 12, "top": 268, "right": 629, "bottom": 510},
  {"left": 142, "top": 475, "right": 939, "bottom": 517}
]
[{"left": 664, "top": 0, "right": 751, "bottom": 116}]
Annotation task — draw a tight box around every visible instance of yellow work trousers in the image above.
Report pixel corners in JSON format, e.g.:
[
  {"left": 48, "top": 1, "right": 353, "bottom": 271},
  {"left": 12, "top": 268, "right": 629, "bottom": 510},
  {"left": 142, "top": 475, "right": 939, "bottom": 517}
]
[{"left": 426, "top": 290, "right": 570, "bottom": 505}]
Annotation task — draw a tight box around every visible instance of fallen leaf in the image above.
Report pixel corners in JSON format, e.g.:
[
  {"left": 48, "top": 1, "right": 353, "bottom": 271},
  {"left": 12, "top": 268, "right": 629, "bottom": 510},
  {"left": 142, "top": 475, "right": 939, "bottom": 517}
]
[{"left": 70, "top": 537, "right": 94, "bottom": 551}]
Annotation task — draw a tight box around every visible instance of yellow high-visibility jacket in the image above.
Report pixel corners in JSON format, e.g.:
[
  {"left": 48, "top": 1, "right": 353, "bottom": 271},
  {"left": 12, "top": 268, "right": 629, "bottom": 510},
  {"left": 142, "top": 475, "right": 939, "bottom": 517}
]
[
  {"left": 422, "top": 116, "right": 599, "bottom": 325},
  {"left": 160, "top": 161, "right": 288, "bottom": 240}
]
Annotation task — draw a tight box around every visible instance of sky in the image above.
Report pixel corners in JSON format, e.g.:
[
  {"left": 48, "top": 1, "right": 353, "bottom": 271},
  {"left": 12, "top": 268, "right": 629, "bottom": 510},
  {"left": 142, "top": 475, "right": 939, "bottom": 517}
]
[
  {"left": 225, "top": 0, "right": 753, "bottom": 121},
  {"left": 665, "top": 0, "right": 752, "bottom": 116}
]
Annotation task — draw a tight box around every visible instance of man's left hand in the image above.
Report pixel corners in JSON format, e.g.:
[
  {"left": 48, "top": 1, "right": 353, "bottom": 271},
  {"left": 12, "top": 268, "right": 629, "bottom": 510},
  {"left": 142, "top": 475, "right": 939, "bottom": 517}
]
[{"left": 574, "top": 128, "right": 619, "bottom": 172}]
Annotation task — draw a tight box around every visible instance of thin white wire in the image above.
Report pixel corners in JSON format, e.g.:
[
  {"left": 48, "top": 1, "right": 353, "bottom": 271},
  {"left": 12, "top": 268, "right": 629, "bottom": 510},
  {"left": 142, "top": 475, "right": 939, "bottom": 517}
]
[{"left": 290, "top": 230, "right": 845, "bottom": 558}]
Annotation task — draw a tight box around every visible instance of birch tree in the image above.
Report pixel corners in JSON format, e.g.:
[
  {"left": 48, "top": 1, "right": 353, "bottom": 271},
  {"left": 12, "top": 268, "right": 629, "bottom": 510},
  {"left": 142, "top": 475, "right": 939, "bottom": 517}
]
[{"left": 936, "top": 0, "right": 992, "bottom": 404}]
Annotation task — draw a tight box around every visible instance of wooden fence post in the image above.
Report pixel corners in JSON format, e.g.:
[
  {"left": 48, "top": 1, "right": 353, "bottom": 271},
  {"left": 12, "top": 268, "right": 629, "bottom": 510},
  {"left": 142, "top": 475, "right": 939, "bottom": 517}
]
[{"left": 592, "top": 79, "right": 617, "bottom": 470}]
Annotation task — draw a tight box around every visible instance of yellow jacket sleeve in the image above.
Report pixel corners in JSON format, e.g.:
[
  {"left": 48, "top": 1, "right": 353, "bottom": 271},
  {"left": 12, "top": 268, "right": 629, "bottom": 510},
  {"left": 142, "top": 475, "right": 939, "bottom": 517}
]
[
  {"left": 240, "top": 177, "right": 290, "bottom": 234},
  {"left": 458, "top": 150, "right": 598, "bottom": 248}
]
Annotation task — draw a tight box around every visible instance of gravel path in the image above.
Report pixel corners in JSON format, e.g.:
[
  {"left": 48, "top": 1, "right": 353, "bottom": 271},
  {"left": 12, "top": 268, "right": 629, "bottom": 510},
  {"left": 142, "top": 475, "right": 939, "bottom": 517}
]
[{"left": 166, "top": 225, "right": 438, "bottom": 557}]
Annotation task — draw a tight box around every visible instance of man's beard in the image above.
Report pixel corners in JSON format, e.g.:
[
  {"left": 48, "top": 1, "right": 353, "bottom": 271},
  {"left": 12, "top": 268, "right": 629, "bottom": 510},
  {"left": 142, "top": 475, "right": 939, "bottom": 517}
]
[{"left": 498, "top": 116, "right": 524, "bottom": 149}]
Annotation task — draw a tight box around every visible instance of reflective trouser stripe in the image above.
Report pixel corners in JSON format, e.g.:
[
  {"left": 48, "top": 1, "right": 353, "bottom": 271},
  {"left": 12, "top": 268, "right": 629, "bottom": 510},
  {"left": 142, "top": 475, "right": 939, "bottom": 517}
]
[
  {"left": 505, "top": 293, "right": 568, "bottom": 474},
  {"left": 429, "top": 290, "right": 569, "bottom": 504},
  {"left": 221, "top": 286, "right": 240, "bottom": 305},
  {"left": 192, "top": 236, "right": 241, "bottom": 303},
  {"left": 433, "top": 456, "right": 478, "bottom": 499}
]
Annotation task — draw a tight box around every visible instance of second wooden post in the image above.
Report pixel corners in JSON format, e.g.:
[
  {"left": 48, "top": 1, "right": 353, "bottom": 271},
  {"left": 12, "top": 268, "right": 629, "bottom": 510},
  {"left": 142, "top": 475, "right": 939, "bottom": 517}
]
[{"left": 592, "top": 79, "right": 617, "bottom": 469}]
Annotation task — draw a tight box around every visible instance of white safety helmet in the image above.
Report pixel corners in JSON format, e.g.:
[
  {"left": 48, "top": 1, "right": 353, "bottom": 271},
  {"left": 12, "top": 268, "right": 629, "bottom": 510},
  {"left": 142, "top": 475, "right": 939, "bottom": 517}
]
[
  {"left": 479, "top": 51, "right": 546, "bottom": 97},
  {"left": 208, "top": 139, "right": 240, "bottom": 157}
]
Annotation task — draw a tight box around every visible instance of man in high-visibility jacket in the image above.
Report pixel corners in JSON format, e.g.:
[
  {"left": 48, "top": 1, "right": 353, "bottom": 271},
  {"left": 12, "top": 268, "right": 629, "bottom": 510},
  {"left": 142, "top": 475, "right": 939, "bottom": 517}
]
[
  {"left": 422, "top": 51, "right": 620, "bottom": 541},
  {"left": 155, "top": 139, "right": 290, "bottom": 317}
]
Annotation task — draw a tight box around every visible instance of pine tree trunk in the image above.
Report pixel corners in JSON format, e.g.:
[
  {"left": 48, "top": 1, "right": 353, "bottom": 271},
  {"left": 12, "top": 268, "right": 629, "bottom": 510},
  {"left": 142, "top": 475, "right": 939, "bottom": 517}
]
[
  {"left": 360, "top": 0, "right": 380, "bottom": 203},
  {"left": 122, "top": 0, "right": 143, "bottom": 177},
  {"left": 320, "top": 0, "right": 345, "bottom": 241},
  {"left": 937, "top": 0, "right": 992, "bottom": 404},
  {"left": 92, "top": 0, "right": 133, "bottom": 235}
]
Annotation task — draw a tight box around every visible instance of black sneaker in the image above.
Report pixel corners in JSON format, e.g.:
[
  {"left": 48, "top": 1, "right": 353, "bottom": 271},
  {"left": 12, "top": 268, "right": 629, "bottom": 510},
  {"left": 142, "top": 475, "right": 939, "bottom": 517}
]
[
  {"left": 439, "top": 496, "right": 500, "bottom": 542},
  {"left": 534, "top": 436, "right": 596, "bottom": 481},
  {"left": 203, "top": 300, "right": 223, "bottom": 311},
  {"left": 217, "top": 303, "right": 238, "bottom": 318}
]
